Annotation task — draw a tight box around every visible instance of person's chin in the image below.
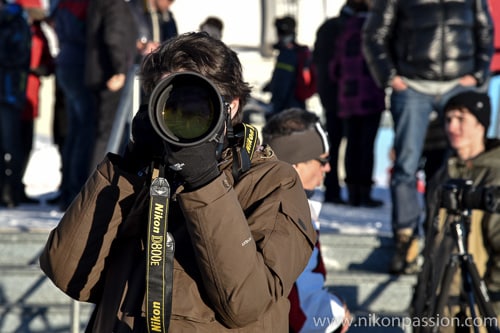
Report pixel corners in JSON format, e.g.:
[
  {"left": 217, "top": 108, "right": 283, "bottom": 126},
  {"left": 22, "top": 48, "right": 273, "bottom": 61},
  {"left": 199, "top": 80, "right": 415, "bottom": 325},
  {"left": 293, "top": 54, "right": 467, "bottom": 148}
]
[{"left": 448, "top": 136, "right": 460, "bottom": 147}]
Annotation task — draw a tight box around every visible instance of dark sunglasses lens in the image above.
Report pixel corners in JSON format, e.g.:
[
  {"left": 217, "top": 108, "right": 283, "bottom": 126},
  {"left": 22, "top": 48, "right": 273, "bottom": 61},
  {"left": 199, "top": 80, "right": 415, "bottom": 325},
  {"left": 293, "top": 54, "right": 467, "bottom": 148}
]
[{"left": 316, "top": 157, "right": 330, "bottom": 166}]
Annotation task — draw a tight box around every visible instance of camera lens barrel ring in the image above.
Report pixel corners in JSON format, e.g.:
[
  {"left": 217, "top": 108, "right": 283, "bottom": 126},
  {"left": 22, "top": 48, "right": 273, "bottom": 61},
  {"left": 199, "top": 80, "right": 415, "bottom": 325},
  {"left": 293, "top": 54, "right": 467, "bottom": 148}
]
[{"left": 148, "top": 71, "right": 226, "bottom": 147}]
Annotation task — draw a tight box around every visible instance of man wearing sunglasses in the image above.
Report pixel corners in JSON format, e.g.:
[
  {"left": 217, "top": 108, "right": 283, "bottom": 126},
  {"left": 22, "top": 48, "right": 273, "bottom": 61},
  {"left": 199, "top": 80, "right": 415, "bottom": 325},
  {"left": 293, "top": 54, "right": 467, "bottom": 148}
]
[{"left": 263, "top": 107, "right": 351, "bottom": 333}]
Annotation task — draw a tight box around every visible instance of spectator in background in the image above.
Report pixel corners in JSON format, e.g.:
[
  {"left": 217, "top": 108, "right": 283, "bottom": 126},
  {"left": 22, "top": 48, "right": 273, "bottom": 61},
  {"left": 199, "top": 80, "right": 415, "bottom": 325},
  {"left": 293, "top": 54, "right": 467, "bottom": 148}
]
[
  {"left": 85, "top": 0, "right": 138, "bottom": 171},
  {"left": 199, "top": 16, "right": 223, "bottom": 40},
  {"left": 264, "top": 16, "right": 316, "bottom": 118},
  {"left": 329, "top": 0, "right": 384, "bottom": 207},
  {"left": 17, "top": 0, "right": 54, "bottom": 204},
  {"left": 131, "top": 0, "right": 178, "bottom": 57},
  {"left": 313, "top": 5, "right": 346, "bottom": 205},
  {"left": 411, "top": 91, "right": 500, "bottom": 332},
  {"left": 0, "top": 0, "right": 31, "bottom": 207},
  {"left": 50, "top": 79, "right": 67, "bottom": 198},
  {"left": 128, "top": 0, "right": 178, "bottom": 113},
  {"left": 363, "top": 0, "right": 494, "bottom": 274},
  {"left": 50, "top": 0, "right": 95, "bottom": 211},
  {"left": 487, "top": 0, "right": 500, "bottom": 138},
  {"left": 263, "top": 108, "right": 351, "bottom": 333}
]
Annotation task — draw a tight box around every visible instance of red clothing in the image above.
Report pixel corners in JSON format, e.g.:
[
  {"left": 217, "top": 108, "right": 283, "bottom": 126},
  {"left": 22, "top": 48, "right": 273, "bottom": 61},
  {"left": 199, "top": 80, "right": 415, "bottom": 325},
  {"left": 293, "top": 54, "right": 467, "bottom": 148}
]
[
  {"left": 489, "top": 0, "right": 500, "bottom": 73},
  {"left": 22, "top": 21, "right": 54, "bottom": 121}
]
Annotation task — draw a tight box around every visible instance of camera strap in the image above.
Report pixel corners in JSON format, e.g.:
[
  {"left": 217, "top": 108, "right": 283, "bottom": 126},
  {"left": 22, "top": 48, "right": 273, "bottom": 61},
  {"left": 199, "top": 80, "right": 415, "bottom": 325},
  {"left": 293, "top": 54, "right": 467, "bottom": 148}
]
[
  {"left": 146, "top": 163, "right": 175, "bottom": 333},
  {"left": 231, "top": 123, "right": 258, "bottom": 182}
]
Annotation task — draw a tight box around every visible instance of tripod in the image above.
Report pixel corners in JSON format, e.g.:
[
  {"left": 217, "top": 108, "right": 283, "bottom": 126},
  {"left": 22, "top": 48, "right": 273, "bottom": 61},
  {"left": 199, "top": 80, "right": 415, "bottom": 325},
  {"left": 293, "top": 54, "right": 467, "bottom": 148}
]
[{"left": 432, "top": 208, "right": 500, "bottom": 333}]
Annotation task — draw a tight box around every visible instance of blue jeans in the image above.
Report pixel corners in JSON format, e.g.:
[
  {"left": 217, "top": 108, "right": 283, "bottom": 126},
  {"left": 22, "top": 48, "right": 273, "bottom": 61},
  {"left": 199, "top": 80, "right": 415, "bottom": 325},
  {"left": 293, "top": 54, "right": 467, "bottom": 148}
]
[
  {"left": 389, "top": 85, "right": 471, "bottom": 234},
  {"left": 56, "top": 65, "right": 96, "bottom": 208}
]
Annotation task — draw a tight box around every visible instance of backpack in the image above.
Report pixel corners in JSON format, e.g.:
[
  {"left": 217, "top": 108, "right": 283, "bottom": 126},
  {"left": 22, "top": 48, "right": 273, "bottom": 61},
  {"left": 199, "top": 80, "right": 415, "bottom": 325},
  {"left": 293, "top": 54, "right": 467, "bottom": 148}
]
[{"left": 294, "top": 45, "right": 317, "bottom": 101}]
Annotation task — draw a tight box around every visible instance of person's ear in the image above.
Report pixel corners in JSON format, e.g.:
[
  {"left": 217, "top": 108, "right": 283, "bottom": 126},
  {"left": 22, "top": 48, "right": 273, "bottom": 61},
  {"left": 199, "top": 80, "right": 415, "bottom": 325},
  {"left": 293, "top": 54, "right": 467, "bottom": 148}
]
[{"left": 229, "top": 98, "right": 239, "bottom": 119}]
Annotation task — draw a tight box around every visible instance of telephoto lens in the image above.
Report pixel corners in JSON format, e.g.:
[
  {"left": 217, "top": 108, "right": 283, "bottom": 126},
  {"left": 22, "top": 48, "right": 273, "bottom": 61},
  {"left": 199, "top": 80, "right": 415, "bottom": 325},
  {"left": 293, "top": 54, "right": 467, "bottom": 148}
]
[{"left": 148, "top": 72, "right": 226, "bottom": 147}]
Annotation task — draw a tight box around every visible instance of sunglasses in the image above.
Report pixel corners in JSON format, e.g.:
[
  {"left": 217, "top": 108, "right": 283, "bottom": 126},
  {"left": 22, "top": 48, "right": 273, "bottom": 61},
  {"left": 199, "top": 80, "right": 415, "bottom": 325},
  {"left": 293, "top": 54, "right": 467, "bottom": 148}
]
[{"left": 314, "top": 156, "right": 330, "bottom": 166}]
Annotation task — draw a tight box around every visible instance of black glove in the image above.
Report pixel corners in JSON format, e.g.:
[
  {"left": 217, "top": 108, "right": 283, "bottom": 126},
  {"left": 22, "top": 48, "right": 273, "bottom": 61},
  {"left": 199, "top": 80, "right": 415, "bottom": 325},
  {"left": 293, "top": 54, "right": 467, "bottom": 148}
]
[{"left": 165, "top": 141, "right": 220, "bottom": 191}]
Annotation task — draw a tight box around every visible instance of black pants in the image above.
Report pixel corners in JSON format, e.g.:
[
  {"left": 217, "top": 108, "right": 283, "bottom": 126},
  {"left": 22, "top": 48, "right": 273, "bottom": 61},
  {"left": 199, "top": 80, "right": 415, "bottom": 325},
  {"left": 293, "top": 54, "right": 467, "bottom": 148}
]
[
  {"left": 323, "top": 106, "right": 345, "bottom": 200},
  {"left": 344, "top": 113, "right": 381, "bottom": 186}
]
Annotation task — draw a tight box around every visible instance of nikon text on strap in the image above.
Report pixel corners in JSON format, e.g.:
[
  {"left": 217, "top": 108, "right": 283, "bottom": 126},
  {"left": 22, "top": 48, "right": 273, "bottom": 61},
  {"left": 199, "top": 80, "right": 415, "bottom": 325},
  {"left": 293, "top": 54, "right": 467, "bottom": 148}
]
[
  {"left": 231, "top": 122, "right": 258, "bottom": 182},
  {"left": 146, "top": 165, "right": 174, "bottom": 333}
]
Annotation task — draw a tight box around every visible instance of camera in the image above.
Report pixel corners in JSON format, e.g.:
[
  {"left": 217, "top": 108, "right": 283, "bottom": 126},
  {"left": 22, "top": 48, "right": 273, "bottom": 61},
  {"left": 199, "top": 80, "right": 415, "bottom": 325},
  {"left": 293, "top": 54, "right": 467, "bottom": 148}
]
[
  {"left": 148, "top": 72, "right": 227, "bottom": 147},
  {"left": 440, "top": 178, "right": 500, "bottom": 214}
]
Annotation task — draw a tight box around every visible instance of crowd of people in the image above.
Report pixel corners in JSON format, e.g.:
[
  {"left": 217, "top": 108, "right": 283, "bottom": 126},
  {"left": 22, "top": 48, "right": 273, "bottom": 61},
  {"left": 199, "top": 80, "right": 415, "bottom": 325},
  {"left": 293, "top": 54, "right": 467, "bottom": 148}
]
[{"left": 1, "top": 0, "right": 500, "bottom": 331}]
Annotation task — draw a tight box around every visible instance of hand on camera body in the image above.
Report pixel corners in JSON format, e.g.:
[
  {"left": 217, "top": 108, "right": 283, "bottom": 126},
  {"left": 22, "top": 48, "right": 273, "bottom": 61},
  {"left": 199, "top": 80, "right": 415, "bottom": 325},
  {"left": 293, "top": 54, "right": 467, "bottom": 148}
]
[
  {"left": 165, "top": 140, "right": 221, "bottom": 191},
  {"left": 127, "top": 103, "right": 220, "bottom": 190}
]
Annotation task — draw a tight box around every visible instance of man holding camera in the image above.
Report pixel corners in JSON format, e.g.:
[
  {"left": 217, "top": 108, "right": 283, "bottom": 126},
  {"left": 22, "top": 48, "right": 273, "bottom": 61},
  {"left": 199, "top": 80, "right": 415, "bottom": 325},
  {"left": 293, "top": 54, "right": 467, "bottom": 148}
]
[
  {"left": 412, "top": 90, "right": 500, "bottom": 332},
  {"left": 39, "top": 32, "right": 316, "bottom": 332}
]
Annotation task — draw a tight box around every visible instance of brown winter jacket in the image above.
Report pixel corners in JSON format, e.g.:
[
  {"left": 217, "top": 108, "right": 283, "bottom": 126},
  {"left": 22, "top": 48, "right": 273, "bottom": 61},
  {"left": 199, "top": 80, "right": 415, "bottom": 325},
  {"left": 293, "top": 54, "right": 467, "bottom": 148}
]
[
  {"left": 412, "top": 140, "right": 500, "bottom": 333},
  {"left": 40, "top": 144, "right": 316, "bottom": 332}
]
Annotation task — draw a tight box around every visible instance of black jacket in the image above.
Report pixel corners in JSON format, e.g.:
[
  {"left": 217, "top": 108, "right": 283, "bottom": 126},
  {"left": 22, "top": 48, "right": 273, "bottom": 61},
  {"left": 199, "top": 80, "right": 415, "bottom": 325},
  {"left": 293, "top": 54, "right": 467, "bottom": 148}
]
[
  {"left": 84, "top": 0, "right": 137, "bottom": 89},
  {"left": 362, "top": 0, "right": 494, "bottom": 89},
  {"left": 312, "top": 6, "right": 349, "bottom": 112}
]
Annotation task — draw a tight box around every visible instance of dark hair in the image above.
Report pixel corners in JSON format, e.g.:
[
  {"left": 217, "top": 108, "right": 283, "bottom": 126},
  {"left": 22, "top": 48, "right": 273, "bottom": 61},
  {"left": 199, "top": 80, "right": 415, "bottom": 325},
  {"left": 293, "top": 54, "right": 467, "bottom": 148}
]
[
  {"left": 346, "top": 0, "right": 370, "bottom": 12},
  {"left": 262, "top": 108, "right": 320, "bottom": 143},
  {"left": 274, "top": 16, "right": 296, "bottom": 36},
  {"left": 200, "top": 16, "right": 223, "bottom": 31},
  {"left": 139, "top": 32, "right": 252, "bottom": 124}
]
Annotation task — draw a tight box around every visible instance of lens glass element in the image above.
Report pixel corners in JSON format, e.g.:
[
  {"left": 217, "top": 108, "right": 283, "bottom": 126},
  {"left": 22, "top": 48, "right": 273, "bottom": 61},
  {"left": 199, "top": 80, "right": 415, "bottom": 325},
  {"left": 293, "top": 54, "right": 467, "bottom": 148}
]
[
  {"left": 162, "top": 84, "right": 215, "bottom": 140},
  {"left": 149, "top": 72, "right": 225, "bottom": 146}
]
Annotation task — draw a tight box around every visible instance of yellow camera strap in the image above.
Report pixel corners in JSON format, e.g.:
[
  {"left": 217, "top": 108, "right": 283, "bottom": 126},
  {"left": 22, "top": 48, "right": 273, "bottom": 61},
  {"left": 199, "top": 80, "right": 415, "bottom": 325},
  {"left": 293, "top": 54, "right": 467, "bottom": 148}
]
[
  {"left": 231, "top": 122, "right": 258, "bottom": 182},
  {"left": 146, "top": 164, "right": 174, "bottom": 333}
]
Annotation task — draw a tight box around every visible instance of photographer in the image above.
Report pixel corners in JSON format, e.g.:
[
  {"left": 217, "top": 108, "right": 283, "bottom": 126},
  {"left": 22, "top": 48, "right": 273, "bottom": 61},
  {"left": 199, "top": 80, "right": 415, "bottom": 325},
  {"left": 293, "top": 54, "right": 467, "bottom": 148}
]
[
  {"left": 412, "top": 90, "right": 500, "bottom": 332},
  {"left": 39, "top": 32, "right": 316, "bottom": 332}
]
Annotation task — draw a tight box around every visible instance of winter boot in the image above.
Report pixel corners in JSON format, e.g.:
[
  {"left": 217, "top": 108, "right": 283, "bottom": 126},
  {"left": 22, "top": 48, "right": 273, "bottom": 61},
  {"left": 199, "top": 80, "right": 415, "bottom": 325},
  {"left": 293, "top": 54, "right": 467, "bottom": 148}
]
[
  {"left": 359, "top": 185, "right": 383, "bottom": 207},
  {"left": 389, "top": 229, "right": 414, "bottom": 274},
  {"left": 1, "top": 180, "right": 19, "bottom": 208},
  {"left": 1, "top": 159, "right": 21, "bottom": 208},
  {"left": 403, "top": 237, "right": 421, "bottom": 274},
  {"left": 346, "top": 184, "right": 360, "bottom": 206}
]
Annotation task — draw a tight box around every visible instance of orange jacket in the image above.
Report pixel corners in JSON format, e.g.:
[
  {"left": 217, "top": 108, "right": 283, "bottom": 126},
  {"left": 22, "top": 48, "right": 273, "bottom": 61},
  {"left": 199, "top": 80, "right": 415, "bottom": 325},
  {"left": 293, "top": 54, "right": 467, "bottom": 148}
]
[{"left": 22, "top": 21, "right": 54, "bottom": 121}]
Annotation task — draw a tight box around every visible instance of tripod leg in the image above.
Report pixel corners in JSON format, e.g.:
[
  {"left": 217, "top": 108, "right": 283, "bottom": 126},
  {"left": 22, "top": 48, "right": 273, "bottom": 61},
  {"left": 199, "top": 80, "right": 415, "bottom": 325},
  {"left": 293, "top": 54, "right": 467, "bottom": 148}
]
[
  {"left": 462, "top": 255, "right": 500, "bottom": 333},
  {"left": 433, "top": 255, "right": 460, "bottom": 332}
]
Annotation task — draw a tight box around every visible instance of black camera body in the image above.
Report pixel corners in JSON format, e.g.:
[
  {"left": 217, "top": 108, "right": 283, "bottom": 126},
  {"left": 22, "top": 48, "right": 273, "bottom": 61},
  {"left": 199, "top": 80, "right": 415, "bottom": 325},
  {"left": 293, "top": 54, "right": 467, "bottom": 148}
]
[{"left": 440, "top": 178, "right": 500, "bottom": 214}]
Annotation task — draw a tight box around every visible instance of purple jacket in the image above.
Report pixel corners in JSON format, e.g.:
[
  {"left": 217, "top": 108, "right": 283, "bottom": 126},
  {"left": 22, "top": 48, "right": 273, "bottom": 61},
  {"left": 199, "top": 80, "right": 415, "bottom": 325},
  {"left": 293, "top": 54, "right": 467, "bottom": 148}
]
[{"left": 329, "top": 11, "right": 385, "bottom": 118}]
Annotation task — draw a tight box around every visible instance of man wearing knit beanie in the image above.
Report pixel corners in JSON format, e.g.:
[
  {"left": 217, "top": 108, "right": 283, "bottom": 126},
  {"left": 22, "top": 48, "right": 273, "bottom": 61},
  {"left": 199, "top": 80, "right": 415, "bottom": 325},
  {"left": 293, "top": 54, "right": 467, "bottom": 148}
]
[
  {"left": 444, "top": 90, "right": 491, "bottom": 135},
  {"left": 412, "top": 90, "right": 500, "bottom": 329},
  {"left": 262, "top": 108, "right": 351, "bottom": 333}
]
